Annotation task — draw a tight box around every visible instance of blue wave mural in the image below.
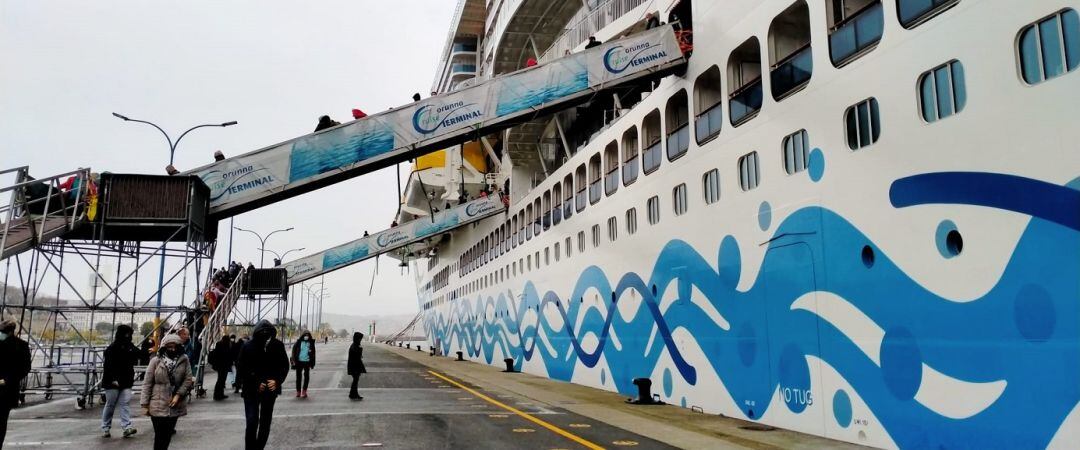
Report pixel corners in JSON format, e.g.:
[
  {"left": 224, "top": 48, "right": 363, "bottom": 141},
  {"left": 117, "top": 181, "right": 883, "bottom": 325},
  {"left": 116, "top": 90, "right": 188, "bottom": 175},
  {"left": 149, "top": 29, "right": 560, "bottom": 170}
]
[
  {"left": 495, "top": 68, "right": 588, "bottom": 116},
  {"left": 423, "top": 173, "right": 1080, "bottom": 448},
  {"left": 289, "top": 125, "right": 394, "bottom": 181}
]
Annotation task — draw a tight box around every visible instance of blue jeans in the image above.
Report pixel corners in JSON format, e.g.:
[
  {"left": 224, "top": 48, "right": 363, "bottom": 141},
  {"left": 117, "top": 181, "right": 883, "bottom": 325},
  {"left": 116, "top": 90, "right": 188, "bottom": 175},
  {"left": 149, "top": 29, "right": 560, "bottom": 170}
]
[{"left": 101, "top": 388, "right": 133, "bottom": 431}]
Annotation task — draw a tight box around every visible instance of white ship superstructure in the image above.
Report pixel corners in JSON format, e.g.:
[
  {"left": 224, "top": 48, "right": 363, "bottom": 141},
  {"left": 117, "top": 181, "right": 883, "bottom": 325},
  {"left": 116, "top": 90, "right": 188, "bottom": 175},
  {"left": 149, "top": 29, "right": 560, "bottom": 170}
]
[{"left": 402, "top": 0, "right": 1080, "bottom": 448}]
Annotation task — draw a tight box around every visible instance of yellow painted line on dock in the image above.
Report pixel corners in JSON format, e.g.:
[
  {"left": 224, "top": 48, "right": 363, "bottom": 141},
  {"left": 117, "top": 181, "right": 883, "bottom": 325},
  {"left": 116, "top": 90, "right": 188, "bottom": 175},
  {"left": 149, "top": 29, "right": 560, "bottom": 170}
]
[{"left": 427, "top": 370, "right": 605, "bottom": 450}]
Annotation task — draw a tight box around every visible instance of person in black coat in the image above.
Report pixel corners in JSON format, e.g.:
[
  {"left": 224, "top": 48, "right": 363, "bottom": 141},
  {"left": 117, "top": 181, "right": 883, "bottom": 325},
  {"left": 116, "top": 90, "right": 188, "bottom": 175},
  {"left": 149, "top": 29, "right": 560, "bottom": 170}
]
[
  {"left": 0, "top": 319, "right": 31, "bottom": 448},
  {"left": 289, "top": 331, "right": 316, "bottom": 398},
  {"left": 231, "top": 336, "right": 246, "bottom": 394},
  {"left": 100, "top": 324, "right": 139, "bottom": 438},
  {"left": 209, "top": 335, "right": 233, "bottom": 400},
  {"left": 314, "top": 115, "right": 340, "bottom": 132},
  {"left": 237, "top": 320, "right": 289, "bottom": 450},
  {"left": 347, "top": 332, "right": 367, "bottom": 400}
]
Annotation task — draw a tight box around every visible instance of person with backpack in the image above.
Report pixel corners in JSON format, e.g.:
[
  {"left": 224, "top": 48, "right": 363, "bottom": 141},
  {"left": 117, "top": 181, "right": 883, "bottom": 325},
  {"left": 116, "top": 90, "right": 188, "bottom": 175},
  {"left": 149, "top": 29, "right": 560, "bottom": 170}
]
[
  {"left": 140, "top": 333, "right": 193, "bottom": 450},
  {"left": 100, "top": 324, "right": 139, "bottom": 438},
  {"left": 290, "top": 331, "right": 317, "bottom": 398},
  {"left": 347, "top": 332, "right": 367, "bottom": 400},
  {"left": 210, "top": 334, "right": 233, "bottom": 401}
]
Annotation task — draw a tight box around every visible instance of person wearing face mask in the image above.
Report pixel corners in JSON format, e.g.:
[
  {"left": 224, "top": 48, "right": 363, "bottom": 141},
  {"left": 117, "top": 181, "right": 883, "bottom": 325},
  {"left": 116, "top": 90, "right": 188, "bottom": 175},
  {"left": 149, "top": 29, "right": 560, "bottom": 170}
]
[
  {"left": 289, "top": 331, "right": 317, "bottom": 398},
  {"left": 237, "top": 320, "right": 289, "bottom": 450},
  {"left": 0, "top": 319, "right": 31, "bottom": 448},
  {"left": 100, "top": 324, "right": 139, "bottom": 438},
  {"left": 141, "top": 333, "right": 193, "bottom": 450}
]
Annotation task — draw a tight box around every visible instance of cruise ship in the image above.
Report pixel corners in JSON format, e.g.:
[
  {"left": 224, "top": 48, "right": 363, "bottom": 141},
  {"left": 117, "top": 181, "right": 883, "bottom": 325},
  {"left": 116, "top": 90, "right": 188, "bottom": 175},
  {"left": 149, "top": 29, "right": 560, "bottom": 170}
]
[{"left": 397, "top": 0, "right": 1080, "bottom": 448}]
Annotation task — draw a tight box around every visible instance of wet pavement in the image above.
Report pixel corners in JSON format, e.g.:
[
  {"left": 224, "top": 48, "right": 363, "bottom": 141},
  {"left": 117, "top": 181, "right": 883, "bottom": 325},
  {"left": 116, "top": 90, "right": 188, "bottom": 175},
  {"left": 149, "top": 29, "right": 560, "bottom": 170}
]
[{"left": 6, "top": 341, "right": 673, "bottom": 449}]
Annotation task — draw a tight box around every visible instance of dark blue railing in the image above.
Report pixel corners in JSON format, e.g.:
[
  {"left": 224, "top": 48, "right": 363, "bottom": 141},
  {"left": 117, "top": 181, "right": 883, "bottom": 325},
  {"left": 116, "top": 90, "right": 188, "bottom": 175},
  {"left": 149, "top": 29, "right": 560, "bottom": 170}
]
[
  {"left": 729, "top": 79, "right": 763, "bottom": 126},
  {"left": 829, "top": 2, "right": 884, "bottom": 65},
  {"left": 643, "top": 141, "right": 662, "bottom": 174},
  {"left": 563, "top": 201, "right": 573, "bottom": 220},
  {"left": 552, "top": 206, "right": 562, "bottom": 225},
  {"left": 605, "top": 170, "right": 619, "bottom": 195},
  {"left": 666, "top": 124, "right": 690, "bottom": 160},
  {"left": 576, "top": 190, "right": 587, "bottom": 212},
  {"left": 542, "top": 212, "right": 551, "bottom": 230},
  {"left": 452, "top": 43, "right": 478, "bottom": 53},
  {"left": 452, "top": 64, "right": 477, "bottom": 73},
  {"left": 899, "top": 0, "right": 955, "bottom": 27},
  {"left": 622, "top": 156, "right": 639, "bottom": 185},
  {"left": 771, "top": 44, "right": 813, "bottom": 99},
  {"left": 694, "top": 102, "right": 723, "bottom": 143}
]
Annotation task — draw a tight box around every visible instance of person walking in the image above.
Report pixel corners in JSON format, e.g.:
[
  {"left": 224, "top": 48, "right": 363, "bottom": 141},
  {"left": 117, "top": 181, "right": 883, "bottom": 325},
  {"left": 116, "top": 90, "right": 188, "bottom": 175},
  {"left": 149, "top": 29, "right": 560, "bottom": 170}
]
[
  {"left": 0, "top": 319, "right": 31, "bottom": 448},
  {"left": 290, "top": 331, "right": 317, "bottom": 399},
  {"left": 347, "top": 332, "right": 367, "bottom": 400},
  {"left": 210, "top": 335, "right": 233, "bottom": 400},
  {"left": 140, "top": 333, "right": 193, "bottom": 450},
  {"left": 237, "top": 320, "right": 289, "bottom": 450},
  {"left": 231, "top": 336, "right": 246, "bottom": 394},
  {"left": 101, "top": 324, "right": 139, "bottom": 438}
]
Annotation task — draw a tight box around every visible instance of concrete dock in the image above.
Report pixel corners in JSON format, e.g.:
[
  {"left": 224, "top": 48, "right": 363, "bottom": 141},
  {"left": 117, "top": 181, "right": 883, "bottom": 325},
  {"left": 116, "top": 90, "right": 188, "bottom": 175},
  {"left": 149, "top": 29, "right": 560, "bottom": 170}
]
[{"left": 6, "top": 342, "right": 867, "bottom": 449}]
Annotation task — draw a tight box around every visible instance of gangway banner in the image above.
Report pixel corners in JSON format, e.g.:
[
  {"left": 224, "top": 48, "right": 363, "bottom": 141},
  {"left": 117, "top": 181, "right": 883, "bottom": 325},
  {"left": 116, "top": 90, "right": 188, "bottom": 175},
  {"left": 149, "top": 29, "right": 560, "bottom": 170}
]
[
  {"left": 186, "top": 26, "right": 684, "bottom": 216},
  {"left": 282, "top": 196, "right": 505, "bottom": 284}
]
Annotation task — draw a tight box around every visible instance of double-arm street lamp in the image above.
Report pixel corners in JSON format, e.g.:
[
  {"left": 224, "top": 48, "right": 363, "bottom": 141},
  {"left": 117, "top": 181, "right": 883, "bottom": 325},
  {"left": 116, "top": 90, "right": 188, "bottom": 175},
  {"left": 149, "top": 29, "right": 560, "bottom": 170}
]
[
  {"left": 112, "top": 112, "right": 237, "bottom": 166},
  {"left": 234, "top": 226, "right": 294, "bottom": 268},
  {"left": 258, "top": 247, "right": 305, "bottom": 266}
]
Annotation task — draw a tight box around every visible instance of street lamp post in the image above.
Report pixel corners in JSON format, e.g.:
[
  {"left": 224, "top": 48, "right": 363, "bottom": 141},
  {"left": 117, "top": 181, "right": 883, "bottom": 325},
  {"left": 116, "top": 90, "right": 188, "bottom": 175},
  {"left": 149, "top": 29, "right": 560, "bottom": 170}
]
[
  {"left": 258, "top": 247, "right": 305, "bottom": 266},
  {"left": 112, "top": 112, "right": 237, "bottom": 344},
  {"left": 233, "top": 226, "right": 293, "bottom": 320},
  {"left": 234, "top": 227, "right": 294, "bottom": 268}
]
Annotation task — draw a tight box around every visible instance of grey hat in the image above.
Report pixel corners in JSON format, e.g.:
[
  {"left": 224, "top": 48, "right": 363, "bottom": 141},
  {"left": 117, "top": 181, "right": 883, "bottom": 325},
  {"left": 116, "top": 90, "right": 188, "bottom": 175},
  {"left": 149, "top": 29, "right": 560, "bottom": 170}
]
[{"left": 161, "top": 334, "right": 182, "bottom": 347}]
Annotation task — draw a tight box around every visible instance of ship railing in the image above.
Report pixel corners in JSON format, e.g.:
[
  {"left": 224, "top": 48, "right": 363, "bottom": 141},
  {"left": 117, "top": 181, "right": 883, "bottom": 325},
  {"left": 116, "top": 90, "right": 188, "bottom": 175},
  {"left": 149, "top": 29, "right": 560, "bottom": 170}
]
[{"left": 540, "top": 0, "right": 654, "bottom": 63}]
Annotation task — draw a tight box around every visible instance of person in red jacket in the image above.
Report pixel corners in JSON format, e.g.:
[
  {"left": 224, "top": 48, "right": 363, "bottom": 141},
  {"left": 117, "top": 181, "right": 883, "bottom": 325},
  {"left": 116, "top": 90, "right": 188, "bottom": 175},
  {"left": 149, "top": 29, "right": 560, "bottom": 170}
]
[{"left": 351, "top": 109, "right": 367, "bottom": 120}]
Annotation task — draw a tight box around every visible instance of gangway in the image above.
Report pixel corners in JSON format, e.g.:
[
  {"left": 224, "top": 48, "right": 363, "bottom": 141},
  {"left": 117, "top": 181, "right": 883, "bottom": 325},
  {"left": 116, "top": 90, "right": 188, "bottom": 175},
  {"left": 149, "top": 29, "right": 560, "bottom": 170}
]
[
  {"left": 186, "top": 26, "right": 687, "bottom": 219},
  {"left": 282, "top": 196, "right": 505, "bottom": 285},
  {"left": 0, "top": 167, "right": 92, "bottom": 261}
]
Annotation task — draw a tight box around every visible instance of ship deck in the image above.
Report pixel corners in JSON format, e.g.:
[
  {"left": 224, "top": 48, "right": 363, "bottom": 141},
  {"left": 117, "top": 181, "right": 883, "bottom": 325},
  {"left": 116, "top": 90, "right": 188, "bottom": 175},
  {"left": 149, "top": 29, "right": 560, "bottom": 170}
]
[{"left": 7, "top": 342, "right": 867, "bottom": 449}]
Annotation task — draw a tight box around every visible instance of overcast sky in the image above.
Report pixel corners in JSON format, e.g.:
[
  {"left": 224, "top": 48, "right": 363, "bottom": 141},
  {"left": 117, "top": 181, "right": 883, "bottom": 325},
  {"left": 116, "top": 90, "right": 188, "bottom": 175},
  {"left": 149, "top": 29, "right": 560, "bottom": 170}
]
[{"left": 1, "top": 1, "right": 456, "bottom": 320}]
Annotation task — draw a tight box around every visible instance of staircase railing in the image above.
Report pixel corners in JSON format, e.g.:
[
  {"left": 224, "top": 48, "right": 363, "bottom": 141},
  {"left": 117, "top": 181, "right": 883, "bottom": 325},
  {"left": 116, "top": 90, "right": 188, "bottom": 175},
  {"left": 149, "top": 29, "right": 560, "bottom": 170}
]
[
  {"left": 0, "top": 167, "right": 92, "bottom": 260},
  {"left": 193, "top": 268, "right": 246, "bottom": 395}
]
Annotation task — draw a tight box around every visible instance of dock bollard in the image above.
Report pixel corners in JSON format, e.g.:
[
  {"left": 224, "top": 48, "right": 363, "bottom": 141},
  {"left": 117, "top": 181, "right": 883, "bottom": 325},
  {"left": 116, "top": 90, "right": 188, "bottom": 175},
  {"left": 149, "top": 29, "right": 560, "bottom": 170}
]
[
  {"left": 406, "top": 344, "right": 410, "bottom": 349},
  {"left": 626, "top": 377, "right": 665, "bottom": 405},
  {"left": 430, "top": 346, "right": 436, "bottom": 356},
  {"left": 416, "top": 346, "right": 422, "bottom": 352},
  {"left": 456, "top": 351, "right": 464, "bottom": 361},
  {"left": 502, "top": 358, "right": 516, "bottom": 373}
]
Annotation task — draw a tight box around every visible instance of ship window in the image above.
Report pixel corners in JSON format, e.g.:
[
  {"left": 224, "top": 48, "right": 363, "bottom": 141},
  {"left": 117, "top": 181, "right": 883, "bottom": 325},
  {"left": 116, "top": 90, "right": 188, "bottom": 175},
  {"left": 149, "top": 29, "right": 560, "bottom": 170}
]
[
  {"left": 694, "top": 65, "right": 724, "bottom": 144},
  {"left": 554, "top": 242, "right": 561, "bottom": 262},
  {"left": 642, "top": 109, "right": 663, "bottom": 174},
  {"left": 738, "top": 151, "right": 761, "bottom": 191},
  {"left": 518, "top": 211, "right": 525, "bottom": 244},
  {"left": 552, "top": 183, "right": 563, "bottom": 226},
  {"left": 845, "top": 97, "right": 881, "bottom": 150},
  {"left": 1018, "top": 9, "right": 1079, "bottom": 85},
  {"left": 542, "top": 191, "right": 551, "bottom": 231},
  {"left": 770, "top": 1, "right": 813, "bottom": 100},
  {"left": 828, "top": 0, "right": 884, "bottom": 67},
  {"left": 607, "top": 216, "right": 618, "bottom": 242},
  {"left": 563, "top": 173, "right": 575, "bottom": 220},
  {"left": 578, "top": 231, "right": 586, "bottom": 253},
  {"left": 545, "top": 247, "right": 550, "bottom": 265},
  {"left": 703, "top": 169, "right": 721, "bottom": 204},
  {"left": 533, "top": 198, "right": 542, "bottom": 236},
  {"left": 622, "top": 126, "right": 640, "bottom": 185},
  {"left": 898, "top": 0, "right": 959, "bottom": 28},
  {"left": 575, "top": 164, "right": 588, "bottom": 213},
  {"left": 666, "top": 90, "right": 691, "bottom": 161},
  {"left": 604, "top": 141, "right": 619, "bottom": 196},
  {"left": 626, "top": 208, "right": 638, "bottom": 235},
  {"left": 729, "top": 37, "right": 763, "bottom": 126},
  {"left": 592, "top": 224, "right": 601, "bottom": 248},
  {"left": 919, "top": 60, "right": 966, "bottom": 122},
  {"left": 566, "top": 237, "right": 572, "bottom": 258},
  {"left": 535, "top": 251, "right": 540, "bottom": 268},
  {"left": 525, "top": 204, "right": 534, "bottom": 240},
  {"left": 647, "top": 195, "right": 661, "bottom": 225},
  {"left": 589, "top": 153, "right": 602, "bottom": 205},
  {"left": 782, "top": 129, "right": 810, "bottom": 174},
  {"left": 673, "top": 183, "right": 689, "bottom": 216}
]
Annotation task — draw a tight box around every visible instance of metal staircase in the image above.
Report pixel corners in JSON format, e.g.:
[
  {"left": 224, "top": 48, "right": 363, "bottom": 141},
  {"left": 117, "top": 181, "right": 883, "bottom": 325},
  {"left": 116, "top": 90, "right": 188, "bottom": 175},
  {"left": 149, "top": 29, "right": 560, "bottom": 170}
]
[
  {"left": 193, "top": 267, "right": 247, "bottom": 395},
  {"left": 0, "top": 166, "right": 92, "bottom": 260}
]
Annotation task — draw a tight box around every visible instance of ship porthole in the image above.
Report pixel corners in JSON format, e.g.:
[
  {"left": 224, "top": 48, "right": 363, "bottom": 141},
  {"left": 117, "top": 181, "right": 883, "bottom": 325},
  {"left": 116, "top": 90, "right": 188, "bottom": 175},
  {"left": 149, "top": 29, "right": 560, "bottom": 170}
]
[{"left": 861, "top": 245, "right": 875, "bottom": 268}]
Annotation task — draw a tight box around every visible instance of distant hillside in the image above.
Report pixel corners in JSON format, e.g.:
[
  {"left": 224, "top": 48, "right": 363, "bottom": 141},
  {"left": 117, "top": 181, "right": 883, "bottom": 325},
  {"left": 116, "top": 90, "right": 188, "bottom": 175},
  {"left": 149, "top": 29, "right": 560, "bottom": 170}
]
[{"left": 322, "top": 312, "right": 418, "bottom": 337}]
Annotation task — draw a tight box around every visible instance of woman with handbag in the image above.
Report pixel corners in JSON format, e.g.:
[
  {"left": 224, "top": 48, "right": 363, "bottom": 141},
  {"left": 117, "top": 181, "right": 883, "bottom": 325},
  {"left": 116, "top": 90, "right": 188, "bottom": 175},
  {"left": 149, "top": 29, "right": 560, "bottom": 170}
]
[{"left": 140, "top": 333, "right": 193, "bottom": 450}]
